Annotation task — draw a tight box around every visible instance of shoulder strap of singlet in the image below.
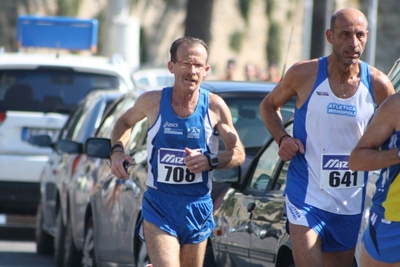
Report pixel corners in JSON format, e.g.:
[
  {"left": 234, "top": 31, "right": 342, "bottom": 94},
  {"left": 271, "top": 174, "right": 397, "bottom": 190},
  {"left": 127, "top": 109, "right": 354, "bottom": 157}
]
[
  {"left": 359, "top": 60, "right": 375, "bottom": 104},
  {"left": 299, "top": 57, "right": 327, "bottom": 111},
  {"left": 159, "top": 86, "right": 173, "bottom": 113},
  {"left": 198, "top": 87, "right": 209, "bottom": 108},
  {"left": 315, "top": 56, "right": 328, "bottom": 89}
]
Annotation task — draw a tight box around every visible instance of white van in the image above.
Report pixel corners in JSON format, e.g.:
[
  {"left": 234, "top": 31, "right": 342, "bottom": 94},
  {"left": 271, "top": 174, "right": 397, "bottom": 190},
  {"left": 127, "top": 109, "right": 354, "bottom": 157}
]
[{"left": 0, "top": 15, "right": 134, "bottom": 220}]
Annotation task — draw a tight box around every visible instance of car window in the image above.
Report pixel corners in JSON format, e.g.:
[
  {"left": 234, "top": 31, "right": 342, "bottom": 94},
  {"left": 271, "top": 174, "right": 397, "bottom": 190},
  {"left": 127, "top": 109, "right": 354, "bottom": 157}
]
[
  {"left": 96, "top": 96, "right": 135, "bottom": 138},
  {"left": 70, "top": 97, "right": 102, "bottom": 142},
  {"left": 218, "top": 95, "right": 294, "bottom": 151},
  {"left": 273, "top": 160, "right": 289, "bottom": 191},
  {"left": 60, "top": 105, "right": 84, "bottom": 140},
  {"left": 136, "top": 77, "right": 150, "bottom": 87},
  {"left": 246, "top": 121, "right": 293, "bottom": 192},
  {"left": 126, "top": 118, "right": 148, "bottom": 154},
  {"left": 156, "top": 76, "right": 174, "bottom": 87},
  {"left": 0, "top": 69, "right": 124, "bottom": 113},
  {"left": 247, "top": 141, "right": 280, "bottom": 191},
  {"left": 219, "top": 96, "right": 269, "bottom": 150}
]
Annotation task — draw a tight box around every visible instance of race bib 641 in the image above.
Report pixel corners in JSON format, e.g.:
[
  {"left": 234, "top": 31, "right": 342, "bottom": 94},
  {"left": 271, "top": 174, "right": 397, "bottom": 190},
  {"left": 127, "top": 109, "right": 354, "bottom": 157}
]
[{"left": 320, "top": 154, "right": 364, "bottom": 189}]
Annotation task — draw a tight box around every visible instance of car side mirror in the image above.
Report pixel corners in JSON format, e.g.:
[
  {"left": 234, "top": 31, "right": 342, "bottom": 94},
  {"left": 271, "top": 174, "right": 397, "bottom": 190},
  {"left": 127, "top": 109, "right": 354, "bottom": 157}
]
[
  {"left": 29, "top": 134, "right": 53, "bottom": 148},
  {"left": 85, "top": 137, "right": 111, "bottom": 159},
  {"left": 57, "top": 140, "right": 83, "bottom": 154}
]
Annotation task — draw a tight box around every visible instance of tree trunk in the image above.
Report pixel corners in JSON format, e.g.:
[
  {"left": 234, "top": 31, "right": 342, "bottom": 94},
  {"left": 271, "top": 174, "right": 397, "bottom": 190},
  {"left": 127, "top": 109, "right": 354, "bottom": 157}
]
[{"left": 184, "top": 0, "right": 213, "bottom": 44}]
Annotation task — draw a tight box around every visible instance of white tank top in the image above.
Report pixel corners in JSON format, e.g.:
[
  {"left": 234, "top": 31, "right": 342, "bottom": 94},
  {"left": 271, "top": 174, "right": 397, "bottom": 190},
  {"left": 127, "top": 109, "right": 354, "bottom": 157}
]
[{"left": 286, "top": 57, "right": 375, "bottom": 215}]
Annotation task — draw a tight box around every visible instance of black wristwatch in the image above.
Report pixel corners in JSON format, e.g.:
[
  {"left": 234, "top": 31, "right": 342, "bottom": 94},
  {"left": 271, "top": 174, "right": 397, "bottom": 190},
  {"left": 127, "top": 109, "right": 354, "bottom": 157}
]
[{"left": 206, "top": 153, "right": 219, "bottom": 171}]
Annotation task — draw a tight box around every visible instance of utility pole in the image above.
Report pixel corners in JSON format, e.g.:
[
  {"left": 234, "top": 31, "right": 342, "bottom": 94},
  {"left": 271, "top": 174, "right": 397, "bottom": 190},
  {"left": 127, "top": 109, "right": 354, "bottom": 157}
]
[
  {"left": 302, "top": 0, "right": 314, "bottom": 60},
  {"left": 101, "top": 0, "right": 140, "bottom": 70},
  {"left": 323, "top": 0, "right": 334, "bottom": 56},
  {"left": 366, "top": 0, "right": 378, "bottom": 66}
]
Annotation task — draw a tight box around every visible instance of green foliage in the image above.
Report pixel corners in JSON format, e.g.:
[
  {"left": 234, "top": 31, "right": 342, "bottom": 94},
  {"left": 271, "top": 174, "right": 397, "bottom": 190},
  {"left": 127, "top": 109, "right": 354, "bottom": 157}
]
[
  {"left": 56, "top": 0, "right": 82, "bottom": 16},
  {"left": 266, "top": 21, "right": 281, "bottom": 64},
  {"left": 229, "top": 31, "right": 243, "bottom": 53},
  {"left": 265, "top": 0, "right": 276, "bottom": 17},
  {"left": 286, "top": 9, "right": 293, "bottom": 21},
  {"left": 238, "top": 0, "right": 253, "bottom": 24},
  {"left": 264, "top": 0, "right": 281, "bottom": 65}
]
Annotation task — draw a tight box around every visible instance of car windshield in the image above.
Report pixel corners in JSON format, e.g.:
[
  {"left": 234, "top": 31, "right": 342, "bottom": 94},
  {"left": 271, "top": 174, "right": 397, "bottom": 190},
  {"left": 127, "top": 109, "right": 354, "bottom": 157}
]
[
  {"left": 0, "top": 69, "right": 124, "bottom": 114},
  {"left": 218, "top": 96, "right": 260, "bottom": 150},
  {"left": 219, "top": 94, "right": 294, "bottom": 151}
]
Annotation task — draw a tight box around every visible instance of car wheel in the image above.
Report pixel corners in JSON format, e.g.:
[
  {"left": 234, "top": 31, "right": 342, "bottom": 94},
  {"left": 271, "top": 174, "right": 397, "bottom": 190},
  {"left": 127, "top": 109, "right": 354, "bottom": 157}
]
[
  {"left": 54, "top": 211, "right": 66, "bottom": 267},
  {"left": 35, "top": 203, "right": 54, "bottom": 255},
  {"left": 63, "top": 218, "right": 82, "bottom": 267},
  {"left": 136, "top": 239, "right": 150, "bottom": 266},
  {"left": 82, "top": 216, "right": 97, "bottom": 267}
]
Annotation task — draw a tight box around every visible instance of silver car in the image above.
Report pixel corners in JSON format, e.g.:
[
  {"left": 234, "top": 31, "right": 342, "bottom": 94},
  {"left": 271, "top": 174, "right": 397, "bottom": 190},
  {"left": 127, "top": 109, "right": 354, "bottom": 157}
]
[{"left": 32, "top": 90, "right": 124, "bottom": 266}]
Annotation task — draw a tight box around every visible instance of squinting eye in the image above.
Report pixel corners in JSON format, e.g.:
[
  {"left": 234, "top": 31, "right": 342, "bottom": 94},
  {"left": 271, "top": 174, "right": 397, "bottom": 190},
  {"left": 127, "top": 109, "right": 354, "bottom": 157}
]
[
  {"left": 195, "top": 64, "right": 204, "bottom": 69},
  {"left": 181, "top": 62, "right": 191, "bottom": 68}
]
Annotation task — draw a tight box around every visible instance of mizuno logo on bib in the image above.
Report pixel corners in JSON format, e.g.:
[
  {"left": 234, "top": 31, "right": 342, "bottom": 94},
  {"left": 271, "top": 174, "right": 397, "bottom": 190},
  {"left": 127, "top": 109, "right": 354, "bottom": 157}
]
[
  {"left": 320, "top": 154, "right": 364, "bottom": 189},
  {"left": 158, "top": 148, "right": 203, "bottom": 184}
]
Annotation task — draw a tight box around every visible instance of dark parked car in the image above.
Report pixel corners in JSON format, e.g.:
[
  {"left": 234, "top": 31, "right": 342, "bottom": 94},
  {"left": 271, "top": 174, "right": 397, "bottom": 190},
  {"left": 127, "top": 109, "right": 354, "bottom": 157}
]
[
  {"left": 57, "top": 81, "right": 295, "bottom": 266},
  {"left": 211, "top": 117, "right": 294, "bottom": 267},
  {"left": 31, "top": 90, "right": 125, "bottom": 266}
]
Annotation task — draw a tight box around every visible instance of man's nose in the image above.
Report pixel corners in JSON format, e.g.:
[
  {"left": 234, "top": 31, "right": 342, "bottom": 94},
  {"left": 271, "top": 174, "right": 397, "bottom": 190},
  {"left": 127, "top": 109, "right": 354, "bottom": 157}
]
[{"left": 348, "top": 34, "right": 359, "bottom": 47}]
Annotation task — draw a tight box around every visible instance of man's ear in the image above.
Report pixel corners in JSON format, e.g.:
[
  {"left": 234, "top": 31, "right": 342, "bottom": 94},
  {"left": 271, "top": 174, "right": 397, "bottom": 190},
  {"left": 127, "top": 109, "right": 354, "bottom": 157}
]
[
  {"left": 168, "top": 61, "right": 174, "bottom": 73},
  {"left": 326, "top": 29, "right": 334, "bottom": 44},
  {"left": 204, "top": 65, "right": 211, "bottom": 76}
]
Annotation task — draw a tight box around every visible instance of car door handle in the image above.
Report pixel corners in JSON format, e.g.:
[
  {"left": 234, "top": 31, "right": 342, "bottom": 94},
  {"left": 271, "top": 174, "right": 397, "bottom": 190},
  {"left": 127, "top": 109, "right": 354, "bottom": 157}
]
[
  {"left": 124, "top": 183, "right": 133, "bottom": 191},
  {"left": 123, "top": 181, "right": 140, "bottom": 197},
  {"left": 247, "top": 202, "right": 256, "bottom": 213}
]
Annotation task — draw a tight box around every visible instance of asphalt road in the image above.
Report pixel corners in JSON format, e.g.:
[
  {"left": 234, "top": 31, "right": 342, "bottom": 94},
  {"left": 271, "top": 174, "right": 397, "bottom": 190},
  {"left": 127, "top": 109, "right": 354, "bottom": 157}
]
[
  {"left": 0, "top": 225, "right": 217, "bottom": 267},
  {"left": 0, "top": 227, "right": 55, "bottom": 267}
]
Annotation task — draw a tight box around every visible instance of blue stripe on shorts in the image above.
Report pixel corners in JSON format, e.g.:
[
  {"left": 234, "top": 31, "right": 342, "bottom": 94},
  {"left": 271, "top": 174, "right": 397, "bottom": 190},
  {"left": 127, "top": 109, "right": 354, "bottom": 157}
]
[{"left": 363, "top": 211, "right": 400, "bottom": 263}]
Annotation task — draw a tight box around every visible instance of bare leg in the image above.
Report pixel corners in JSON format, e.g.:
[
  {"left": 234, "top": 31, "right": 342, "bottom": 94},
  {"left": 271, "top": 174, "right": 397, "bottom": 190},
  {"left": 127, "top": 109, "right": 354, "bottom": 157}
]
[
  {"left": 143, "top": 219, "right": 180, "bottom": 267},
  {"left": 180, "top": 239, "right": 208, "bottom": 267},
  {"left": 289, "top": 223, "right": 323, "bottom": 267},
  {"left": 323, "top": 249, "right": 355, "bottom": 267},
  {"left": 361, "top": 243, "right": 400, "bottom": 267},
  {"left": 290, "top": 222, "right": 359, "bottom": 267}
]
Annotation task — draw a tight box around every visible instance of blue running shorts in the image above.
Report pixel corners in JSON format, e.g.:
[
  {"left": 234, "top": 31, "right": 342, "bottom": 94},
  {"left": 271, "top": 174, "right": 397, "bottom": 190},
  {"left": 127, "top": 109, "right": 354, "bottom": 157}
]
[
  {"left": 136, "top": 187, "right": 214, "bottom": 245},
  {"left": 286, "top": 196, "right": 362, "bottom": 252},
  {"left": 363, "top": 211, "right": 400, "bottom": 263}
]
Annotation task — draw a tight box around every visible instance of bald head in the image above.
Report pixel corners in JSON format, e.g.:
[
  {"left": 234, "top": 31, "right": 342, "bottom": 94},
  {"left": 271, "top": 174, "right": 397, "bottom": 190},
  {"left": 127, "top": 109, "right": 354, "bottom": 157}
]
[{"left": 330, "top": 8, "right": 368, "bottom": 30}]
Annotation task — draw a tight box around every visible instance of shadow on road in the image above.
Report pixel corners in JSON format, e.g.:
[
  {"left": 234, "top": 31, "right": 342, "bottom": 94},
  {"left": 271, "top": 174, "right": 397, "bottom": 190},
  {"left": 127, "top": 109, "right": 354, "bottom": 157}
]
[
  {"left": 0, "top": 226, "right": 35, "bottom": 241},
  {"left": 0, "top": 251, "right": 55, "bottom": 266},
  {"left": 0, "top": 226, "right": 55, "bottom": 267}
]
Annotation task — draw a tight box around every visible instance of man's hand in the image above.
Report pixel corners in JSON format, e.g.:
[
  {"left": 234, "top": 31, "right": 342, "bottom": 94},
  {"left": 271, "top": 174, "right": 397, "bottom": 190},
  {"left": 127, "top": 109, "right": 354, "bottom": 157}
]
[
  {"left": 184, "top": 147, "right": 206, "bottom": 173},
  {"left": 278, "top": 137, "right": 305, "bottom": 161},
  {"left": 110, "top": 152, "right": 135, "bottom": 179}
]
